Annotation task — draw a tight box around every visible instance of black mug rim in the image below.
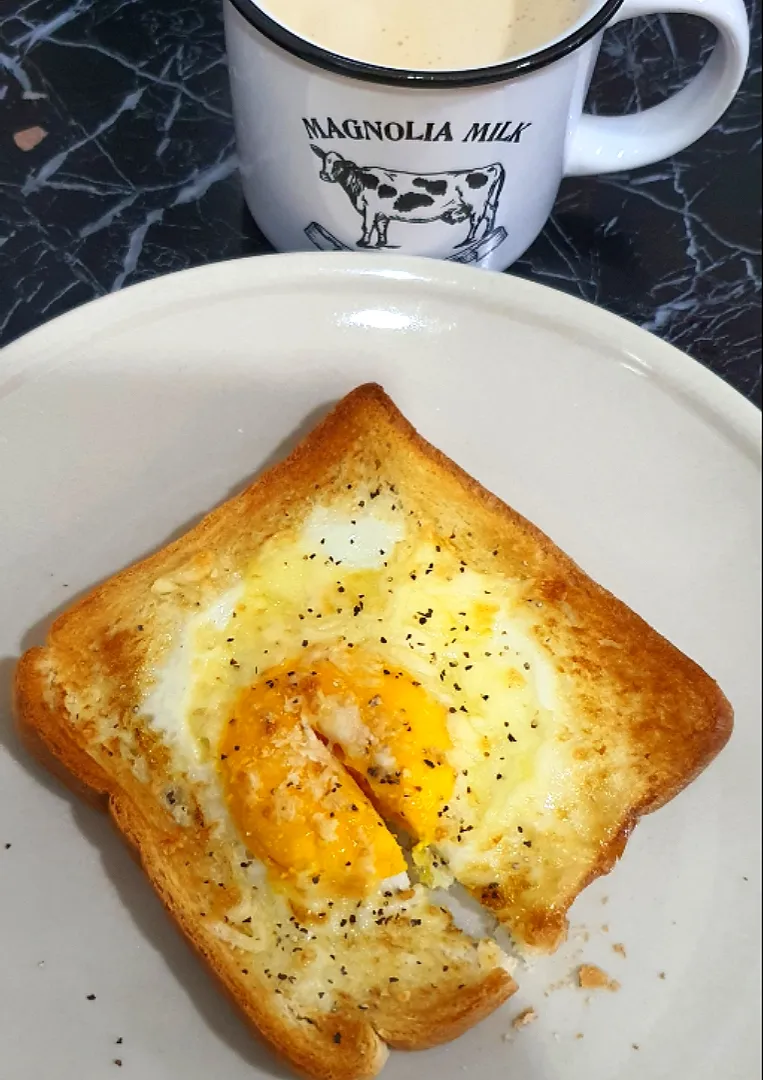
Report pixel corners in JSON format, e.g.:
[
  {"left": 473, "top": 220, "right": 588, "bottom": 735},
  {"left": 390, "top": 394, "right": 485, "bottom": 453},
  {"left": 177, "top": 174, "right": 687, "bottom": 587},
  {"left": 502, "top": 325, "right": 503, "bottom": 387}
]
[
  {"left": 226, "top": 0, "right": 626, "bottom": 88},
  {"left": 225, "top": 0, "right": 622, "bottom": 87}
]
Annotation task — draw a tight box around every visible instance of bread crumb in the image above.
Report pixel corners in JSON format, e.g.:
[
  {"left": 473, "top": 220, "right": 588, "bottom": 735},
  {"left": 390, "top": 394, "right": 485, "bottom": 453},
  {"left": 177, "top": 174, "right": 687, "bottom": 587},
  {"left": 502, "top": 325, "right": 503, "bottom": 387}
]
[
  {"left": 601, "top": 895, "right": 609, "bottom": 905},
  {"left": 632, "top": 1044, "right": 640, "bottom": 1051},
  {"left": 13, "top": 126, "right": 47, "bottom": 151},
  {"left": 512, "top": 1007, "right": 538, "bottom": 1030},
  {"left": 575, "top": 1032, "right": 584, "bottom": 1040},
  {"left": 578, "top": 964, "right": 620, "bottom": 992},
  {"left": 601, "top": 923, "right": 609, "bottom": 933},
  {"left": 658, "top": 971, "right": 666, "bottom": 980},
  {"left": 612, "top": 943, "right": 627, "bottom": 958},
  {"left": 544, "top": 971, "right": 576, "bottom": 996}
]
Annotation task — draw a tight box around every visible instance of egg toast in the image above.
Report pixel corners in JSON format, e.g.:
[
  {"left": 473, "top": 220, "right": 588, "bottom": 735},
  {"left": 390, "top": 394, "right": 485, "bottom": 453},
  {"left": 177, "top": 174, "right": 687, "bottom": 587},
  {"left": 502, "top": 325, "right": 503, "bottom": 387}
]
[{"left": 15, "top": 383, "right": 731, "bottom": 1077}]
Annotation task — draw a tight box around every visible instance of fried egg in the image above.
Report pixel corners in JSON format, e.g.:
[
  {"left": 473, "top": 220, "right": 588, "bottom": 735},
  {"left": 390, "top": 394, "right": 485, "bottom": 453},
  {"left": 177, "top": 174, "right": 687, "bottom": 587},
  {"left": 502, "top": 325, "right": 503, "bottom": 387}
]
[{"left": 143, "top": 477, "right": 608, "bottom": 954}]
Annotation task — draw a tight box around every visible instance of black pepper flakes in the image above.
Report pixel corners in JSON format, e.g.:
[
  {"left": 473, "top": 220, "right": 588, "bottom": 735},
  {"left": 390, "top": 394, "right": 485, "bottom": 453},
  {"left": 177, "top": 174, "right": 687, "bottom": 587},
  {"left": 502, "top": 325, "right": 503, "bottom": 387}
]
[{"left": 333, "top": 1032, "right": 342, "bottom": 1044}]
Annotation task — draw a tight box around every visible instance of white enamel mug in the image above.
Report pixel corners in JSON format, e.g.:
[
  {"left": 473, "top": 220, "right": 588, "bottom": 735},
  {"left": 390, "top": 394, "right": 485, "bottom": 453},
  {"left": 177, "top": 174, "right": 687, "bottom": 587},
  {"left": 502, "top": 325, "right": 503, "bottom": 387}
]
[{"left": 224, "top": 0, "right": 750, "bottom": 271}]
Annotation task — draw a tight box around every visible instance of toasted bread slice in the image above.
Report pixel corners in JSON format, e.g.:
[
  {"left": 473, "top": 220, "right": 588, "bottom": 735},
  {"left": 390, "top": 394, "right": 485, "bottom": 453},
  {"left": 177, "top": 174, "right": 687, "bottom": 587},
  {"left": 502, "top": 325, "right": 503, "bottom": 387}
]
[
  {"left": 17, "top": 666, "right": 513, "bottom": 1080},
  {"left": 15, "top": 383, "right": 730, "bottom": 1075}
]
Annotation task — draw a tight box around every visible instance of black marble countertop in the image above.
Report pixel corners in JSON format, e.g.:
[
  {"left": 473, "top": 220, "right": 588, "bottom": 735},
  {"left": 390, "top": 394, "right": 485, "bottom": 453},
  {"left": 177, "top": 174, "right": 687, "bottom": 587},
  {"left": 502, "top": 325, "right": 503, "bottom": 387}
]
[{"left": 1, "top": 0, "right": 760, "bottom": 405}]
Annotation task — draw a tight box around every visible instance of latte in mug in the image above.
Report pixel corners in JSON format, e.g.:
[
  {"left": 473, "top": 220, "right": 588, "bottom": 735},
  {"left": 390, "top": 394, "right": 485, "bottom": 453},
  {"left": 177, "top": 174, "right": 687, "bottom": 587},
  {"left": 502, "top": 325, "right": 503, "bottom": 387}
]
[
  {"left": 225, "top": 0, "right": 749, "bottom": 268},
  {"left": 258, "top": 0, "right": 591, "bottom": 70}
]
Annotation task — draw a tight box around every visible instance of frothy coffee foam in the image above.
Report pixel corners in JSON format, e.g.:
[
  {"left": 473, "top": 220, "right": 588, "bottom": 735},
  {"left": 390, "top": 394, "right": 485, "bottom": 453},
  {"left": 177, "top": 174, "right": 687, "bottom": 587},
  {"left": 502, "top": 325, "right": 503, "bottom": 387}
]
[{"left": 260, "top": 0, "right": 591, "bottom": 71}]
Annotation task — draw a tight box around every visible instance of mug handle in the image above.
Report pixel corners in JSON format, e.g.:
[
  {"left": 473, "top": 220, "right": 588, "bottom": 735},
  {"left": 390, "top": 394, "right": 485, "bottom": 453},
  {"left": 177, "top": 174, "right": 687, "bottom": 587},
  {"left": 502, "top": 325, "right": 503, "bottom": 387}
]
[{"left": 564, "top": 0, "right": 750, "bottom": 176}]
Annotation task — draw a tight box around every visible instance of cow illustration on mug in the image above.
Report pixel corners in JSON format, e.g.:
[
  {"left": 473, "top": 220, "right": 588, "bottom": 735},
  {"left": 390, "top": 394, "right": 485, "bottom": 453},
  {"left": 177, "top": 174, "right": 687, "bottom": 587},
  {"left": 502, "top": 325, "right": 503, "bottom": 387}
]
[{"left": 308, "top": 145, "right": 505, "bottom": 251}]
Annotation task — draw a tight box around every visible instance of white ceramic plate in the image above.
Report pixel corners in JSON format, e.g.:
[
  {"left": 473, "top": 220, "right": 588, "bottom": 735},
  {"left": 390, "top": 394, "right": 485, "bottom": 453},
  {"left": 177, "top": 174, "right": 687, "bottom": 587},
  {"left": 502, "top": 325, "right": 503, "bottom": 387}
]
[{"left": 0, "top": 254, "right": 760, "bottom": 1080}]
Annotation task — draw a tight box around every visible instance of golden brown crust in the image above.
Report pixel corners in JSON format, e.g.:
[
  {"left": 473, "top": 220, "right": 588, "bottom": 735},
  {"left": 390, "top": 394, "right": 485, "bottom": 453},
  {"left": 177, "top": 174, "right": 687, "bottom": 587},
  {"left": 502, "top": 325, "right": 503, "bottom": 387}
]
[
  {"left": 17, "top": 642, "right": 515, "bottom": 1079},
  {"left": 14, "top": 389, "right": 522, "bottom": 1074},
  {"left": 15, "top": 382, "right": 730, "bottom": 1065},
  {"left": 15, "top": 651, "right": 392, "bottom": 1080},
  {"left": 369, "top": 969, "right": 513, "bottom": 1050},
  {"left": 314, "top": 386, "right": 732, "bottom": 951}
]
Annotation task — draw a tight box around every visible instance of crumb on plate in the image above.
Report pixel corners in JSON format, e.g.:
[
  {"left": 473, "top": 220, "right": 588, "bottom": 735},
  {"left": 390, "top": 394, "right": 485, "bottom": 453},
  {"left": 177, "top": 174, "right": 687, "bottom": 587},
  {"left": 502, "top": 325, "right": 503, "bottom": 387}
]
[
  {"left": 512, "top": 1007, "right": 538, "bottom": 1030},
  {"left": 544, "top": 971, "right": 576, "bottom": 996},
  {"left": 578, "top": 964, "right": 620, "bottom": 992}
]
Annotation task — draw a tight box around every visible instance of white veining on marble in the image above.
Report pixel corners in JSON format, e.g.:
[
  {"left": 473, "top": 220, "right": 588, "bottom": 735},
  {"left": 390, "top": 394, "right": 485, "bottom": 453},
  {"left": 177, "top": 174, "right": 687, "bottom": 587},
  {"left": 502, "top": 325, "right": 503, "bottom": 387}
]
[{"left": 0, "top": 0, "right": 760, "bottom": 402}]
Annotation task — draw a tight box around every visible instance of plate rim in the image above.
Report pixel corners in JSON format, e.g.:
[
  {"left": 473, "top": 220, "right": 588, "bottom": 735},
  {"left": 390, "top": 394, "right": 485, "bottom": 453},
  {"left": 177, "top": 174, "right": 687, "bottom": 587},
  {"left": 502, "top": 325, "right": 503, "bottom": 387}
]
[
  {"left": 1, "top": 252, "right": 760, "bottom": 457},
  {"left": 0, "top": 251, "right": 760, "bottom": 1080}
]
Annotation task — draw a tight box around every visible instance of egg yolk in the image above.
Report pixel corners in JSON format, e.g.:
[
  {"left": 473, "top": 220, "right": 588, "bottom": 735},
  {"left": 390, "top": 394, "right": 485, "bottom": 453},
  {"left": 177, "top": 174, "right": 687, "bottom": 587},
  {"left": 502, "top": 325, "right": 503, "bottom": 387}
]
[
  {"left": 219, "top": 656, "right": 454, "bottom": 897},
  {"left": 220, "top": 666, "right": 406, "bottom": 897},
  {"left": 305, "top": 660, "right": 454, "bottom": 845}
]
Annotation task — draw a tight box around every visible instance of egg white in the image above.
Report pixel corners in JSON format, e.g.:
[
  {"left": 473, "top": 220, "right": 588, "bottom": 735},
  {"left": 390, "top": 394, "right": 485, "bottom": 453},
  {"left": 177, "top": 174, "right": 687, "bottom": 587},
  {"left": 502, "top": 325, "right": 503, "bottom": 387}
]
[{"left": 141, "top": 481, "right": 600, "bottom": 941}]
